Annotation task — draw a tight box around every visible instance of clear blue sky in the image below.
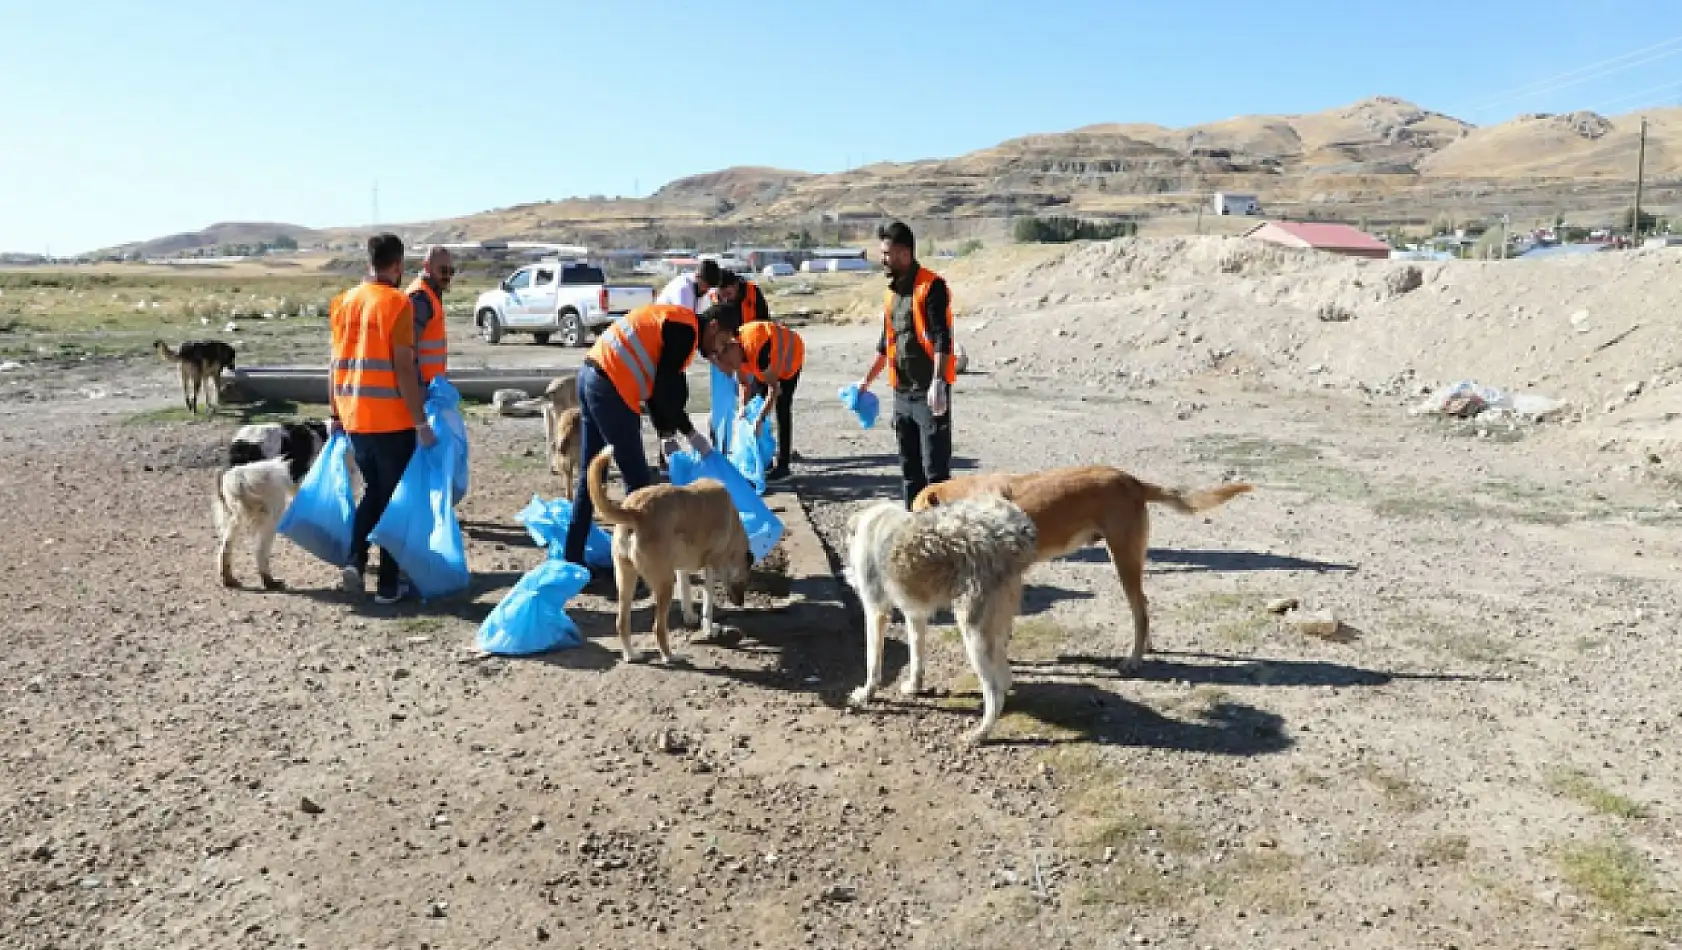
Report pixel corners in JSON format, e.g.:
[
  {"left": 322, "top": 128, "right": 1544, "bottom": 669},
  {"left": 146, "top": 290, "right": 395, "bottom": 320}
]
[{"left": 3, "top": 0, "right": 1679, "bottom": 254}]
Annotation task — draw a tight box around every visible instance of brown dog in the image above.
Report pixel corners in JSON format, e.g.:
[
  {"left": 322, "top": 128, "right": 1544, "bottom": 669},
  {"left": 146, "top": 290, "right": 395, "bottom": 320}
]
[
  {"left": 549, "top": 406, "right": 582, "bottom": 496},
  {"left": 585, "top": 448, "right": 753, "bottom": 663},
  {"left": 912, "top": 465, "right": 1253, "bottom": 669}
]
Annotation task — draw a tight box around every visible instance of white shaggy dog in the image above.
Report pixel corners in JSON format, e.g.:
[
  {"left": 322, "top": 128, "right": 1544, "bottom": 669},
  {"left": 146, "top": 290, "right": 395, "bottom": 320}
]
[
  {"left": 844, "top": 493, "right": 1039, "bottom": 744},
  {"left": 211, "top": 443, "right": 321, "bottom": 590}
]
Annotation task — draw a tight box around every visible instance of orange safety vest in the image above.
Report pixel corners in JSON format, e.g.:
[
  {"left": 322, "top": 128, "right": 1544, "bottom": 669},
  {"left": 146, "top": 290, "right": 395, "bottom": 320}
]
[
  {"left": 883, "top": 266, "right": 957, "bottom": 388},
  {"left": 588, "top": 304, "right": 699, "bottom": 412},
  {"left": 738, "top": 320, "right": 804, "bottom": 383},
  {"left": 331, "top": 281, "right": 415, "bottom": 433},
  {"left": 407, "top": 277, "right": 448, "bottom": 383},
  {"left": 740, "top": 281, "right": 762, "bottom": 324}
]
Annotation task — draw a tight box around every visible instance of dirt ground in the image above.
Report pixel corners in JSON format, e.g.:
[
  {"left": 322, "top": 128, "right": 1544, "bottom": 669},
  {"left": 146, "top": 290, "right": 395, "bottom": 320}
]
[{"left": 3, "top": 299, "right": 1680, "bottom": 949}]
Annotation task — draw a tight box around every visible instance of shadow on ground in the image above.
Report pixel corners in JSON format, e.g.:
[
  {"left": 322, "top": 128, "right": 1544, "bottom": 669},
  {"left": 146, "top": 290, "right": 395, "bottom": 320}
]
[{"left": 1054, "top": 546, "right": 1359, "bottom": 574}]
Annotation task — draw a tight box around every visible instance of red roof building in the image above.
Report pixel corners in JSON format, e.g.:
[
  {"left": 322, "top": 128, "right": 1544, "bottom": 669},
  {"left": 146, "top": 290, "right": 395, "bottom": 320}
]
[{"left": 1244, "top": 221, "right": 1392, "bottom": 259}]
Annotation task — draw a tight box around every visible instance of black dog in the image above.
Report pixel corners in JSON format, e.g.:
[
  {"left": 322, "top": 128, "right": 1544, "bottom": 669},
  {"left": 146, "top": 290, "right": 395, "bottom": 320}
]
[{"left": 155, "top": 339, "right": 237, "bottom": 415}]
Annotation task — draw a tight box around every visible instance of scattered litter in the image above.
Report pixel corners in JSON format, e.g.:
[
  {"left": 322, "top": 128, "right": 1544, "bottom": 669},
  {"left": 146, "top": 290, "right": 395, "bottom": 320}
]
[
  {"left": 1409, "top": 380, "right": 1568, "bottom": 422},
  {"left": 491, "top": 389, "right": 545, "bottom": 417},
  {"left": 405, "top": 635, "right": 433, "bottom": 645},
  {"left": 0, "top": 360, "right": 22, "bottom": 372},
  {"left": 224, "top": 321, "right": 240, "bottom": 333},
  {"left": 1265, "top": 597, "right": 1299, "bottom": 615},
  {"left": 1288, "top": 609, "right": 1341, "bottom": 638}
]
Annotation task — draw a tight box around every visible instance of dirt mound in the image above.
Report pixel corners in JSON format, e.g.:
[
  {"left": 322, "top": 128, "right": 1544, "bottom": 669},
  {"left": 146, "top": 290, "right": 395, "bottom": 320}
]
[{"left": 952, "top": 236, "right": 1682, "bottom": 455}]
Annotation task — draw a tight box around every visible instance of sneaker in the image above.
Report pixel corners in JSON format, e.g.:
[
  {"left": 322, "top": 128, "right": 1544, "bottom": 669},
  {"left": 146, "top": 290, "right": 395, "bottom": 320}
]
[
  {"left": 340, "top": 565, "right": 364, "bottom": 595},
  {"left": 374, "top": 580, "right": 412, "bottom": 606}
]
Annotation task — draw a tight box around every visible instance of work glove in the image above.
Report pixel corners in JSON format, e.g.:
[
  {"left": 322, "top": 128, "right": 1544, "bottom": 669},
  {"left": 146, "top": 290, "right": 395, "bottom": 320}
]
[
  {"left": 687, "top": 430, "right": 714, "bottom": 457},
  {"left": 856, "top": 377, "right": 873, "bottom": 393},
  {"left": 416, "top": 422, "right": 438, "bottom": 449},
  {"left": 928, "top": 379, "right": 950, "bottom": 417},
  {"left": 659, "top": 436, "right": 684, "bottom": 461}
]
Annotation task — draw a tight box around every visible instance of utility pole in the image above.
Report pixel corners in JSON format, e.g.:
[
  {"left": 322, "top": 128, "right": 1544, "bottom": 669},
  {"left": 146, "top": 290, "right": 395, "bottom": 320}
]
[
  {"left": 1633, "top": 117, "right": 1648, "bottom": 242},
  {"left": 1501, "top": 213, "right": 1510, "bottom": 260}
]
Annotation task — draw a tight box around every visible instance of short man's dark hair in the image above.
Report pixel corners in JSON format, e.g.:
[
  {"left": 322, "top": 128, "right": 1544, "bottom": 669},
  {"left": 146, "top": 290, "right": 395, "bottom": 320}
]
[
  {"left": 717, "top": 269, "right": 743, "bottom": 288},
  {"left": 696, "top": 259, "right": 722, "bottom": 286},
  {"left": 878, "top": 220, "right": 915, "bottom": 253},
  {"left": 699, "top": 302, "right": 743, "bottom": 337},
  {"left": 367, "top": 232, "right": 405, "bottom": 271}
]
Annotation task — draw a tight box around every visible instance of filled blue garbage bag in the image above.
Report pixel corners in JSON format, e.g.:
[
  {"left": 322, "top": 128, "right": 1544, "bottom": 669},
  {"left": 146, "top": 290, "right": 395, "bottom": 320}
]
[
  {"left": 476, "top": 556, "right": 589, "bottom": 656},
  {"left": 728, "top": 394, "right": 778, "bottom": 495},
  {"left": 427, "top": 377, "right": 469, "bottom": 506},
  {"left": 837, "top": 383, "right": 879, "bottom": 429},
  {"left": 667, "top": 449, "right": 784, "bottom": 563},
  {"left": 277, "top": 429, "right": 356, "bottom": 568},
  {"left": 709, "top": 362, "right": 737, "bottom": 455},
  {"left": 516, "top": 494, "right": 612, "bottom": 568},
  {"left": 367, "top": 425, "right": 471, "bottom": 601}
]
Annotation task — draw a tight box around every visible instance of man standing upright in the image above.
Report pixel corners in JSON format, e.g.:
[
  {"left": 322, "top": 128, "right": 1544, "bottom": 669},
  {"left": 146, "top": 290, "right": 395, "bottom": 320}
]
[
  {"left": 857, "top": 221, "right": 955, "bottom": 508},
  {"left": 407, "top": 247, "right": 454, "bottom": 385},
  {"left": 328, "top": 233, "right": 437, "bottom": 605}
]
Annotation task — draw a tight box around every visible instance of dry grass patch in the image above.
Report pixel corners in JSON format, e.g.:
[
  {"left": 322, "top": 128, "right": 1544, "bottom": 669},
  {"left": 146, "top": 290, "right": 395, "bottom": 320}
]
[
  {"left": 1357, "top": 763, "right": 1429, "bottom": 813},
  {"left": 1414, "top": 833, "right": 1471, "bottom": 868},
  {"left": 1171, "top": 590, "right": 1271, "bottom": 646},
  {"left": 1556, "top": 837, "right": 1674, "bottom": 928},
  {"left": 1548, "top": 768, "right": 1648, "bottom": 820}
]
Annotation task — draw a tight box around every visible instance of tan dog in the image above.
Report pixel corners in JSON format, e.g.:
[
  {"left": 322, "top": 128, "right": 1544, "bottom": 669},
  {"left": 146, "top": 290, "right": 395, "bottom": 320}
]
[
  {"left": 912, "top": 466, "right": 1253, "bottom": 670},
  {"left": 540, "top": 372, "right": 580, "bottom": 463},
  {"left": 549, "top": 406, "right": 582, "bottom": 496},
  {"left": 585, "top": 448, "right": 753, "bottom": 663}
]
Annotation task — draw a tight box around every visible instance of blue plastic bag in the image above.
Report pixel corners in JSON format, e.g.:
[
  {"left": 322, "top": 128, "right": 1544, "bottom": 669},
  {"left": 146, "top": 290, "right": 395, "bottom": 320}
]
[
  {"left": 277, "top": 429, "right": 356, "bottom": 568},
  {"left": 367, "top": 427, "right": 470, "bottom": 601},
  {"left": 476, "top": 556, "right": 589, "bottom": 656},
  {"left": 709, "top": 362, "right": 737, "bottom": 456},
  {"left": 667, "top": 449, "right": 785, "bottom": 563},
  {"left": 426, "top": 377, "right": 469, "bottom": 507},
  {"left": 516, "top": 494, "right": 612, "bottom": 568},
  {"left": 728, "top": 394, "right": 778, "bottom": 495},
  {"left": 837, "top": 383, "right": 880, "bottom": 430}
]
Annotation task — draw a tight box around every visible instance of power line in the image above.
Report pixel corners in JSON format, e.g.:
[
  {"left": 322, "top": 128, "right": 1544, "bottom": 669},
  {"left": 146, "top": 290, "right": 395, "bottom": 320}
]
[
  {"left": 1588, "top": 79, "right": 1682, "bottom": 115},
  {"left": 1449, "top": 32, "right": 1682, "bottom": 117}
]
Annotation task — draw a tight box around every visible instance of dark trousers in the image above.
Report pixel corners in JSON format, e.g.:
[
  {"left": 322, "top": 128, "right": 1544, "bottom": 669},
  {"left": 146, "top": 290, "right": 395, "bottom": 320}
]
[
  {"left": 348, "top": 428, "right": 417, "bottom": 592},
  {"left": 750, "top": 371, "right": 800, "bottom": 470},
  {"left": 892, "top": 388, "right": 952, "bottom": 508},
  {"left": 565, "top": 361, "right": 652, "bottom": 567}
]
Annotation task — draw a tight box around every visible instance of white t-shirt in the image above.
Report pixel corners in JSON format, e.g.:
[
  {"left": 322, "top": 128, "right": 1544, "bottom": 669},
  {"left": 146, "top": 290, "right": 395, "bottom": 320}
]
[{"left": 657, "top": 274, "right": 701, "bottom": 310}]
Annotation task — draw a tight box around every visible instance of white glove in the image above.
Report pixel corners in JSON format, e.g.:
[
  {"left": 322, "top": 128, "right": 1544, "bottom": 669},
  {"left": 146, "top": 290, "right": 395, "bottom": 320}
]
[
  {"left": 687, "top": 430, "right": 713, "bottom": 456},
  {"left": 856, "top": 377, "right": 874, "bottom": 393},
  {"left": 928, "top": 379, "right": 950, "bottom": 417}
]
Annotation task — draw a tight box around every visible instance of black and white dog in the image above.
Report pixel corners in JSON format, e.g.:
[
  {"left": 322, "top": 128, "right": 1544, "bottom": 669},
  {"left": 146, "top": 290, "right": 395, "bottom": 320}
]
[{"left": 228, "top": 421, "right": 328, "bottom": 468}]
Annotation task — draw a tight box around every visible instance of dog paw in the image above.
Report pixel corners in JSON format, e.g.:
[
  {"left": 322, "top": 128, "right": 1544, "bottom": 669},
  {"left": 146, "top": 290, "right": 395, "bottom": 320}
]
[
  {"left": 898, "top": 679, "right": 927, "bottom": 698},
  {"left": 964, "top": 728, "right": 992, "bottom": 747},
  {"left": 1116, "top": 654, "right": 1145, "bottom": 673},
  {"left": 848, "top": 686, "right": 876, "bottom": 708}
]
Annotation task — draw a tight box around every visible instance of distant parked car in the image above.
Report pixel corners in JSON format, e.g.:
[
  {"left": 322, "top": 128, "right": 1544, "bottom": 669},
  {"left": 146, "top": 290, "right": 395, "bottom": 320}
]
[
  {"left": 473, "top": 261, "right": 655, "bottom": 347},
  {"left": 761, "top": 262, "right": 796, "bottom": 278}
]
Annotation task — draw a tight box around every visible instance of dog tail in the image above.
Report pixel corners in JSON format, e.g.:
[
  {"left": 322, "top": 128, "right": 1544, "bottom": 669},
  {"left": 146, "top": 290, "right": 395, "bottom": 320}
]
[
  {"left": 211, "top": 467, "right": 231, "bottom": 534},
  {"left": 1141, "top": 480, "right": 1253, "bottom": 515},
  {"left": 585, "top": 447, "right": 637, "bottom": 529}
]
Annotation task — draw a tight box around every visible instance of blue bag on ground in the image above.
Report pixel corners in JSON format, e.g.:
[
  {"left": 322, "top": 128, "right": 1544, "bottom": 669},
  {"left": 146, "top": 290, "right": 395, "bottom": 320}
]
[
  {"left": 728, "top": 394, "right": 778, "bottom": 495},
  {"left": 667, "top": 449, "right": 784, "bottom": 563},
  {"left": 277, "top": 429, "right": 356, "bottom": 567},
  {"left": 367, "top": 428, "right": 471, "bottom": 601},
  {"left": 838, "top": 383, "right": 879, "bottom": 429},
  {"left": 709, "top": 362, "right": 737, "bottom": 455},
  {"left": 516, "top": 494, "right": 612, "bottom": 568},
  {"left": 476, "top": 556, "right": 589, "bottom": 656},
  {"left": 426, "top": 377, "right": 470, "bottom": 506}
]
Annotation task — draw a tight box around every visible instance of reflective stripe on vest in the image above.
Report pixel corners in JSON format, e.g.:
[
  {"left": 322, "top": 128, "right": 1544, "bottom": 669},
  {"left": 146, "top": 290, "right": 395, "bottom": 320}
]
[
  {"left": 740, "top": 321, "right": 803, "bottom": 382},
  {"left": 883, "top": 266, "right": 957, "bottom": 388},
  {"left": 331, "top": 282, "right": 414, "bottom": 433},
  {"left": 586, "top": 303, "right": 699, "bottom": 412},
  {"left": 407, "top": 278, "right": 449, "bottom": 382}
]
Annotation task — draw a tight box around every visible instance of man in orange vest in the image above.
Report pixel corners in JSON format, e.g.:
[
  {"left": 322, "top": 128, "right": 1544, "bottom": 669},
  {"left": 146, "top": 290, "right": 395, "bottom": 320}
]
[
  {"left": 856, "top": 220, "right": 955, "bottom": 508},
  {"left": 562, "top": 302, "right": 745, "bottom": 578},
  {"left": 406, "top": 247, "right": 453, "bottom": 385},
  {"left": 327, "top": 233, "right": 437, "bottom": 604},
  {"left": 717, "top": 270, "right": 768, "bottom": 324},
  {"left": 733, "top": 315, "right": 804, "bottom": 482}
]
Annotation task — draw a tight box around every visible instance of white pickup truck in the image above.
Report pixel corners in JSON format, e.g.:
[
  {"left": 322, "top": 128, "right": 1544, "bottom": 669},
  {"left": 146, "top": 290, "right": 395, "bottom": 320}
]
[{"left": 473, "top": 261, "right": 655, "bottom": 346}]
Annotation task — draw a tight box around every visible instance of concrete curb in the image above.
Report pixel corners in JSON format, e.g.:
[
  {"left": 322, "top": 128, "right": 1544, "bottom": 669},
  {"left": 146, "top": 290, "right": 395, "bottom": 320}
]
[{"left": 763, "top": 486, "right": 851, "bottom": 635}]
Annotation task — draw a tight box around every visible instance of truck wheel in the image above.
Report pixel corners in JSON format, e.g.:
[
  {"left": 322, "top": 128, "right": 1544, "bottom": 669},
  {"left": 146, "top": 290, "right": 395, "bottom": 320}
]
[
  {"left": 558, "top": 309, "right": 586, "bottom": 347},
  {"left": 531, "top": 332, "right": 551, "bottom": 345},
  {"left": 478, "top": 309, "right": 503, "bottom": 345}
]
